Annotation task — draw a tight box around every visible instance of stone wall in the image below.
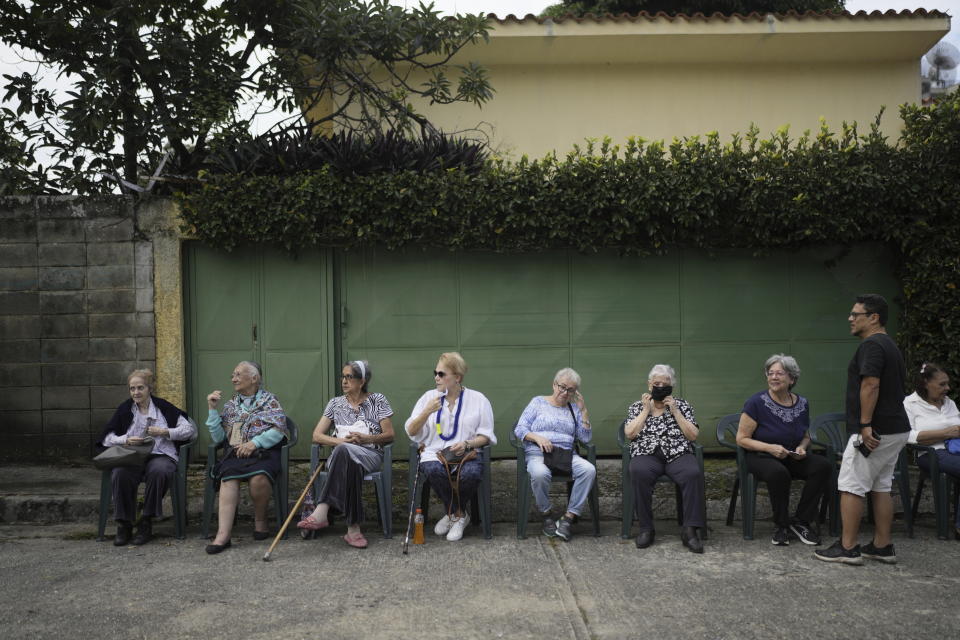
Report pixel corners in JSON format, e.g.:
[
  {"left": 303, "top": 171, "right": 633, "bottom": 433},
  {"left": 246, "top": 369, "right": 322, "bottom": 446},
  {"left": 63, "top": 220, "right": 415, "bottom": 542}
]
[{"left": 0, "top": 196, "right": 161, "bottom": 460}]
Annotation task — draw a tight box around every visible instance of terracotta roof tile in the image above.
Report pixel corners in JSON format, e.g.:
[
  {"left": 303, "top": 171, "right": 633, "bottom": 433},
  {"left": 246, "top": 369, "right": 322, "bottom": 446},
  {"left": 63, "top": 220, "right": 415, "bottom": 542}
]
[{"left": 487, "top": 9, "right": 950, "bottom": 25}]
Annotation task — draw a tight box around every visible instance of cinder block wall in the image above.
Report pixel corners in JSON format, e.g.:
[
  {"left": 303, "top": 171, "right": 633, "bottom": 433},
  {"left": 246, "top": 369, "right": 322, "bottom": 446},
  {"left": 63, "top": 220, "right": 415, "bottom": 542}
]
[{"left": 0, "top": 196, "right": 157, "bottom": 460}]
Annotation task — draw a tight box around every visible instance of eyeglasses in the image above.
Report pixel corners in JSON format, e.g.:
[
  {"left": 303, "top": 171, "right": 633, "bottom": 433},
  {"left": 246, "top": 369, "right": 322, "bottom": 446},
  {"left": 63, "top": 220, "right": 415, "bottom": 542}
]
[
  {"left": 433, "top": 370, "right": 447, "bottom": 378},
  {"left": 848, "top": 311, "right": 874, "bottom": 318},
  {"left": 340, "top": 374, "right": 361, "bottom": 381},
  {"left": 766, "top": 371, "right": 789, "bottom": 378},
  {"left": 555, "top": 382, "right": 578, "bottom": 395}
]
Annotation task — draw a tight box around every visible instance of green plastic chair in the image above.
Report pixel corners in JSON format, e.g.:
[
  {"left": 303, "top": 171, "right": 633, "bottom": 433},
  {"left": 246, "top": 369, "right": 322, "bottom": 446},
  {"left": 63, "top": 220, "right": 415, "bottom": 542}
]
[
  {"left": 407, "top": 442, "right": 493, "bottom": 539},
  {"left": 200, "top": 417, "right": 298, "bottom": 539},
  {"left": 808, "top": 412, "right": 913, "bottom": 538},
  {"left": 307, "top": 442, "right": 394, "bottom": 538},
  {"left": 97, "top": 420, "right": 198, "bottom": 541},
  {"left": 509, "top": 429, "right": 600, "bottom": 539},
  {"left": 908, "top": 443, "right": 960, "bottom": 540},
  {"left": 617, "top": 419, "right": 707, "bottom": 540},
  {"left": 715, "top": 413, "right": 757, "bottom": 539}
]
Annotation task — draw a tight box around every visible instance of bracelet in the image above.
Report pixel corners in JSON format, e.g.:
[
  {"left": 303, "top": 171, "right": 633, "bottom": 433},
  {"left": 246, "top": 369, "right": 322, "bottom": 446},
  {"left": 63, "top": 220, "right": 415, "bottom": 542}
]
[{"left": 859, "top": 422, "right": 873, "bottom": 428}]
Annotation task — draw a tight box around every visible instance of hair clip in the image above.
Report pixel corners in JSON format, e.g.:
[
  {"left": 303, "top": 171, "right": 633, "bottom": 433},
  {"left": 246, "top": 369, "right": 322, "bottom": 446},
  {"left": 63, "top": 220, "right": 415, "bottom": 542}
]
[{"left": 920, "top": 363, "right": 927, "bottom": 374}]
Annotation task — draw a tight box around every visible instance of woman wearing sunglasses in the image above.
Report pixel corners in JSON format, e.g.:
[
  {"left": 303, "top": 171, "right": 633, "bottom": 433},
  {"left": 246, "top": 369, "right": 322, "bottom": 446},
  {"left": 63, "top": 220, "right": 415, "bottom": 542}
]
[
  {"left": 514, "top": 367, "right": 595, "bottom": 542},
  {"left": 297, "top": 360, "right": 395, "bottom": 548},
  {"left": 405, "top": 352, "right": 496, "bottom": 542}
]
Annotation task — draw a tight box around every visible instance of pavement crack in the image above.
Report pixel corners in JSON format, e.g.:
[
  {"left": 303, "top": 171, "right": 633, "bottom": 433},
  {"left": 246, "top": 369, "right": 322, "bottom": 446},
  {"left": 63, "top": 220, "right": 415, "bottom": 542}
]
[{"left": 537, "top": 537, "right": 591, "bottom": 640}]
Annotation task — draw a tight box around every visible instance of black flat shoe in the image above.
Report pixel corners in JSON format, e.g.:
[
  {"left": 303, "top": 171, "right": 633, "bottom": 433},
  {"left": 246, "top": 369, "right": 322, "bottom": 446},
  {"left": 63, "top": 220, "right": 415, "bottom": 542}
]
[
  {"left": 635, "top": 530, "right": 655, "bottom": 549},
  {"left": 132, "top": 518, "right": 153, "bottom": 546},
  {"left": 114, "top": 522, "right": 132, "bottom": 547},
  {"left": 205, "top": 540, "right": 232, "bottom": 555},
  {"left": 681, "top": 526, "right": 704, "bottom": 554},
  {"left": 252, "top": 530, "right": 271, "bottom": 541}
]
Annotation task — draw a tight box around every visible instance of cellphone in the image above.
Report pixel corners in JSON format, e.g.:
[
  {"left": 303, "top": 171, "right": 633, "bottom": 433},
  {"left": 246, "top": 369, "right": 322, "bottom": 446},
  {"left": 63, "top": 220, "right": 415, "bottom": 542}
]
[{"left": 856, "top": 430, "right": 880, "bottom": 458}]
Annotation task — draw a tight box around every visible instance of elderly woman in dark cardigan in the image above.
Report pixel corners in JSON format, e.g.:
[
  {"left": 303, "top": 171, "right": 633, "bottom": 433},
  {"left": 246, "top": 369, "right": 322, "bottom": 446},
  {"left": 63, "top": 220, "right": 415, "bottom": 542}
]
[
  {"left": 205, "top": 361, "right": 288, "bottom": 554},
  {"left": 98, "top": 369, "right": 195, "bottom": 546}
]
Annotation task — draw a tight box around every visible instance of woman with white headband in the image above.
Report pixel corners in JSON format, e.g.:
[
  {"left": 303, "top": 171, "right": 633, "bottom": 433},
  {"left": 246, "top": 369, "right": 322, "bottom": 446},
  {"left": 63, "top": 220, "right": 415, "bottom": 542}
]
[{"left": 297, "top": 360, "right": 394, "bottom": 549}]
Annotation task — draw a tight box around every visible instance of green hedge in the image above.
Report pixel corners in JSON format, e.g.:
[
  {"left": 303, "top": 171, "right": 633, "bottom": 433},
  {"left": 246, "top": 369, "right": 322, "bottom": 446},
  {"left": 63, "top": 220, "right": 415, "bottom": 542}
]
[{"left": 177, "top": 96, "right": 960, "bottom": 383}]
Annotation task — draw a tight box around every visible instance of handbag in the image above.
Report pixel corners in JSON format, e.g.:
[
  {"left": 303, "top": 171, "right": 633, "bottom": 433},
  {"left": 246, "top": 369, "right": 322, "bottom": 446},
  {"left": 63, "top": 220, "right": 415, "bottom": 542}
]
[
  {"left": 334, "top": 420, "right": 372, "bottom": 440},
  {"left": 946, "top": 438, "right": 960, "bottom": 455},
  {"left": 92, "top": 437, "right": 156, "bottom": 470},
  {"left": 439, "top": 446, "right": 467, "bottom": 465},
  {"left": 542, "top": 447, "right": 573, "bottom": 476}
]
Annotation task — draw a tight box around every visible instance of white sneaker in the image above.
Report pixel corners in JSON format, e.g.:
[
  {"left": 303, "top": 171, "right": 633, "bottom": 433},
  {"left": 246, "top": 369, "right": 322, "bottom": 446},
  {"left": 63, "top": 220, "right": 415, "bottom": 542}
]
[
  {"left": 446, "top": 512, "right": 470, "bottom": 541},
  {"left": 434, "top": 514, "right": 452, "bottom": 536}
]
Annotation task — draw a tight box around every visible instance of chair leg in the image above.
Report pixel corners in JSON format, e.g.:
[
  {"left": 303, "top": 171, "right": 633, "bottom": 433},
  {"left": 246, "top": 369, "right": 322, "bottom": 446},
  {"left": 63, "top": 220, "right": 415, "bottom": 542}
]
[
  {"left": 675, "top": 484, "right": 683, "bottom": 527},
  {"left": 589, "top": 477, "right": 600, "bottom": 537},
  {"left": 912, "top": 475, "right": 925, "bottom": 523},
  {"left": 481, "top": 455, "right": 493, "bottom": 540},
  {"left": 200, "top": 475, "right": 215, "bottom": 539},
  {"left": 621, "top": 475, "right": 633, "bottom": 540},
  {"left": 743, "top": 475, "right": 756, "bottom": 541},
  {"left": 726, "top": 476, "right": 739, "bottom": 527},
  {"left": 517, "top": 468, "right": 530, "bottom": 540},
  {"left": 97, "top": 471, "right": 111, "bottom": 541}
]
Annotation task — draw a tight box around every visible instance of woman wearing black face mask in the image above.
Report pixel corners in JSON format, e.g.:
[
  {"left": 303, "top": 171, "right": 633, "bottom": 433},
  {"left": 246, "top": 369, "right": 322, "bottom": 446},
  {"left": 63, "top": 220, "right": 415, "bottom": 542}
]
[{"left": 623, "top": 364, "right": 704, "bottom": 553}]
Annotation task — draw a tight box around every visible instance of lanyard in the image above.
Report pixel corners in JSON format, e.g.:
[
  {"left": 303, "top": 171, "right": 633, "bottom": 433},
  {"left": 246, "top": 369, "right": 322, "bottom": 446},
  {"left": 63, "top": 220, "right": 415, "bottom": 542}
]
[{"left": 436, "top": 388, "right": 465, "bottom": 442}]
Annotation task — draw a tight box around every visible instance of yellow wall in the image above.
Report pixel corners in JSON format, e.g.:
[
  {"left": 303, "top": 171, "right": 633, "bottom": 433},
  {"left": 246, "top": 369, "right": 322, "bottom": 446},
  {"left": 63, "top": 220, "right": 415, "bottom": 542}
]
[
  {"left": 322, "top": 14, "right": 948, "bottom": 157},
  {"left": 407, "top": 59, "right": 920, "bottom": 157}
]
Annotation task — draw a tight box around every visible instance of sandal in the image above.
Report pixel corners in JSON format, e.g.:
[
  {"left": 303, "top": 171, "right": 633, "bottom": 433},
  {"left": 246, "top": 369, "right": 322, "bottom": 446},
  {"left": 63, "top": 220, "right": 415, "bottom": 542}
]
[
  {"left": 296, "top": 516, "right": 329, "bottom": 531},
  {"left": 342, "top": 532, "right": 368, "bottom": 548}
]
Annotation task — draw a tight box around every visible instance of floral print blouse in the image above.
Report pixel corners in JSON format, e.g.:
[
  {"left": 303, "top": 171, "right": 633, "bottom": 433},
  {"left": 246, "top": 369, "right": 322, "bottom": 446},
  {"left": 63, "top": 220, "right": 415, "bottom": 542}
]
[{"left": 625, "top": 397, "right": 698, "bottom": 462}]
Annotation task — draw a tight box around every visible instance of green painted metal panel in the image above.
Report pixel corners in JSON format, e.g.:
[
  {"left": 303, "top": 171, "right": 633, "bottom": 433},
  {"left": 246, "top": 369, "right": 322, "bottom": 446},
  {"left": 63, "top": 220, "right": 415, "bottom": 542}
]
[
  {"left": 459, "top": 252, "right": 569, "bottom": 347},
  {"left": 571, "top": 253, "right": 680, "bottom": 345},
  {"left": 340, "top": 245, "right": 901, "bottom": 454},
  {"left": 341, "top": 248, "right": 458, "bottom": 350},
  {"left": 185, "top": 244, "right": 334, "bottom": 458}
]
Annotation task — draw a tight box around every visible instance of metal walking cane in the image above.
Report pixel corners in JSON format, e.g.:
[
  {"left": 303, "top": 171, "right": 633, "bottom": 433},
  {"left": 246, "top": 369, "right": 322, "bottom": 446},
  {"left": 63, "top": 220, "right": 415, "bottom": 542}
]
[
  {"left": 262, "top": 459, "right": 325, "bottom": 562},
  {"left": 402, "top": 449, "right": 425, "bottom": 555}
]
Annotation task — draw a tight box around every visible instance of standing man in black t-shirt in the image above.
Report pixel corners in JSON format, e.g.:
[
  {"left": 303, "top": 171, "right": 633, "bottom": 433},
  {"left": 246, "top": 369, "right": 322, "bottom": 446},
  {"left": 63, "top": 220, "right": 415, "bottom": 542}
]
[{"left": 815, "top": 294, "right": 911, "bottom": 565}]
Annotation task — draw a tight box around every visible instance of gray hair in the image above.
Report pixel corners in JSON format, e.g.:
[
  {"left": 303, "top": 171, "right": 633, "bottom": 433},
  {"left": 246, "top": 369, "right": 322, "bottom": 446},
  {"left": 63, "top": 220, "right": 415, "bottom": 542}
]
[
  {"left": 647, "top": 364, "right": 676, "bottom": 385},
  {"left": 345, "top": 360, "right": 372, "bottom": 392},
  {"left": 238, "top": 360, "right": 263, "bottom": 384},
  {"left": 765, "top": 353, "right": 800, "bottom": 389},
  {"left": 553, "top": 367, "right": 581, "bottom": 388}
]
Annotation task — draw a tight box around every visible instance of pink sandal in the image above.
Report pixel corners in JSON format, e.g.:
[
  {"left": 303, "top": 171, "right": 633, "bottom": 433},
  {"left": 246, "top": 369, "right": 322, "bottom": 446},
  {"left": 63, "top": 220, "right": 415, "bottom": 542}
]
[
  {"left": 342, "top": 532, "right": 368, "bottom": 548},
  {"left": 296, "top": 516, "right": 329, "bottom": 531}
]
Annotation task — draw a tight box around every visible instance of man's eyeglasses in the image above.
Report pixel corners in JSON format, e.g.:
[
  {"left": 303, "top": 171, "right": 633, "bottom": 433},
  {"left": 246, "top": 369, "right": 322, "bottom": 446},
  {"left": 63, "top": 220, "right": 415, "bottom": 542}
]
[
  {"left": 340, "top": 374, "right": 361, "bottom": 381},
  {"left": 433, "top": 370, "right": 447, "bottom": 378},
  {"left": 555, "top": 382, "right": 578, "bottom": 395}
]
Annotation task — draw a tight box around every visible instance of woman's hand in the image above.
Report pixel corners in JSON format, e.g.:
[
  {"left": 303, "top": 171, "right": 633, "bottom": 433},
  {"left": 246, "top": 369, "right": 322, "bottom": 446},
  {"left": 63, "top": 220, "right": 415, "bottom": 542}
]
[
  {"left": 235, "top": 441, "right": 258, "bottom": 458},
  {"left": 642, "top": 393, "right": 654, "bottom": 413},
  {"left": 767, "top": 444, "right": 790, "bottom": 459},
  {"left": 126, "top": 436, "right": 145, "bottom": 445},
  {"left": 345, "top": 432, "right": 369, "bottom": 445},
  {"left": 448, "top": 440, "right": 468, "bottom": 456},
  {"left": 207, "top": 390, "right": 222, "bottom": 410},
  {"left": 527, "top": 433, "right": 553, "bottom": 453},
  {"left": 663, "top": 395, "right": 676, "bottom": 413},
  {"left": 790, "top": 444, "right": 808, "bottom": 459},
  {"left": 146, "top": 426, "right": 169, "bottom": 438}
]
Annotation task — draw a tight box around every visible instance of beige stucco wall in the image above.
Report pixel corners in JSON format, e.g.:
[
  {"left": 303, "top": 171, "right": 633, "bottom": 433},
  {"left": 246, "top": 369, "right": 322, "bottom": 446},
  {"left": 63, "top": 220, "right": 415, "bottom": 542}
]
[
  {"left": 414, "top": 59, "right": 921, "bottom": 158},
  {"left": 333, "top": 13, "right": 948, "bottom": 157}
]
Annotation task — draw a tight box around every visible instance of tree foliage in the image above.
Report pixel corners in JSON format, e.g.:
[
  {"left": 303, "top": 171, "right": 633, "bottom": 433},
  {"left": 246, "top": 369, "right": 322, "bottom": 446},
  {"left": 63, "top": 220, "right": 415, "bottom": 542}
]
[
  {"left": 0, "top": 0, "right": 492, "bottom": 194},
  {"left": 540, "top": 1, "right": 844, "bottom": 19},
  {"left": 176, "top": 93, "right": 960, "bottom": 383}
]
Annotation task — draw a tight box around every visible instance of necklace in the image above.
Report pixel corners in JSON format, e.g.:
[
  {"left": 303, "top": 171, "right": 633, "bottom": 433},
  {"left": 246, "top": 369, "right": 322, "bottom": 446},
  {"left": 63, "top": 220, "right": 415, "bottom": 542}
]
[{"left": 436, "top": 388, "right": 465, "bottom": 441}]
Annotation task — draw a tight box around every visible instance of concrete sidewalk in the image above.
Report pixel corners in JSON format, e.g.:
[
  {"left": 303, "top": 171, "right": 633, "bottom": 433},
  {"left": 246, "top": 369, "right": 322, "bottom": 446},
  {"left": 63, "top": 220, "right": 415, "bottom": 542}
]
[
  {"left": 0, "top": 519, "right": 956, "bottom": 640},
  {"left": 1, "top": 462, "right": 956, "bottom": 639}
]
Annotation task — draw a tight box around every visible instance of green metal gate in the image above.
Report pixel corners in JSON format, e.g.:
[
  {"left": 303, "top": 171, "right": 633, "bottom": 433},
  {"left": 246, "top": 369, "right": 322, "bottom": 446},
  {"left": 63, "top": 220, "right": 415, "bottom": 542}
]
[
  {"left": 184, "top": 244, "right": 334, "bottom": 457},
  {"left": 185, "top": 242, "right": 898, "bottom": 456}
]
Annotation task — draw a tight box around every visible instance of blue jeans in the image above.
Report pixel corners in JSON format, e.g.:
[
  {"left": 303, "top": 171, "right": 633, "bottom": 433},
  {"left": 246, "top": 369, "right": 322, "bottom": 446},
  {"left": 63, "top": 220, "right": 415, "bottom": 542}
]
[
  {"left": 917, "top": 450, "right": 960, "bottom": 528},
  {"left": 526, "top": 452, "right": 596, "bottom": 517}
]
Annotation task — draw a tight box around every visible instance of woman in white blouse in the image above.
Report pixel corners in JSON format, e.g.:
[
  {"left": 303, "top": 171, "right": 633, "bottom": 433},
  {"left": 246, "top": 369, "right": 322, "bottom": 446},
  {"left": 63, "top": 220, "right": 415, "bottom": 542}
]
[
  {"left": 405, "top": 352, "right": 496, "bottom": 542},
  {"left": 903, "top": 362, "right": 960, "bottom": 537}
]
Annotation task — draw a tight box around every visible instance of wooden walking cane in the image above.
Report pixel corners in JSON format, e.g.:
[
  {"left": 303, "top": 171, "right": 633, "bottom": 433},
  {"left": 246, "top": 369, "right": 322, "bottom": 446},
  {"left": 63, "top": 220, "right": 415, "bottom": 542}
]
[{"left": 262, "top": 459, "right": 325, "bottom": 562}]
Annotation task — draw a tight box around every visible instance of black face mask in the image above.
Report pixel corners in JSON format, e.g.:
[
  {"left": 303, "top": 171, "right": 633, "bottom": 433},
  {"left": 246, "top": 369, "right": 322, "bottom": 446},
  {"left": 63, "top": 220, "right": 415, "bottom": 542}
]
[{"left": 650, "top": 385, "right": 672, "bottom": 401}]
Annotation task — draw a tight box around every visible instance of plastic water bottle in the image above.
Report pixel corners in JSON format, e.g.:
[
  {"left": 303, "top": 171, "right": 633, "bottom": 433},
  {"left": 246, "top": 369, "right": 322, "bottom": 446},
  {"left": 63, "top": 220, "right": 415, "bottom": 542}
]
[{"left": 413, "top": 508, "right": 425, "bottom": 544}]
